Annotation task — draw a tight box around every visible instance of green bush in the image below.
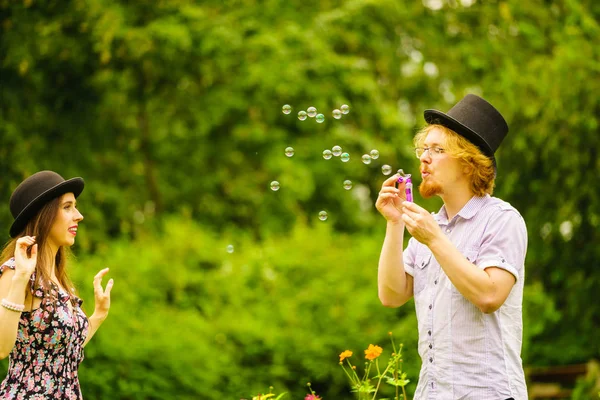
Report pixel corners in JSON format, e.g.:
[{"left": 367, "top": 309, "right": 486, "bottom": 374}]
[
  {"left": 69, "top": 216, "right": 420, "bottom": 399},
  {"left": 0, "top": 215, "right": 571, "bottom": 398}
]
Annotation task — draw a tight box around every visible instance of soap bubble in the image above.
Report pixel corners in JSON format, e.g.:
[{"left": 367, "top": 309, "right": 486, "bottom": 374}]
[
  {"left": 298, "top": 110, "right": 307, "bottom": 121},
  {"left": 270, "top": 181, "right": 280, "bottom": 191},
  {"left": 282, "top": 104, "right": 292, "bottom": 114},
  {"left": 362, "top": 154, "right": 372, "bottom": 164},
  {"left": 323, "top": 149, "right": 333, "bottom": 160},
  {"left": 226, "top": 245, "right": 234, "bottom": 254},
  {"left": 381, "top": 164, "right": 392, "bottom": 175},
  {"left": 318, "top": 211, "right": 328, "bottom": 221},
  {"left": 307, "top": 106, "right": 317, "bottom": 117},
  {"left": 340, "top": 104, "right": 350, "bottom": 114},
  {"left": 316, "top": 113, "right": 325, "bottom": 123},
  {"left": 397, "top": 169, "right": 411, "bottom": 178},
  {"left": 343, "top": 180, "right": 353, "bottom": 190},
  {"left": 285, "top": 147, "right": 294, "bottom": 157},
  {"left": 332, "top": 109, "right": 342, "bottom": 119},
  {"left": 370, "top": 149, "right": 380, "bottom": 159},
  {"left": 341, "top": 152, "right": 350, "bottom": 162},
  {"left": 332, "top": 145, "right": 342, "bottom": 156}
]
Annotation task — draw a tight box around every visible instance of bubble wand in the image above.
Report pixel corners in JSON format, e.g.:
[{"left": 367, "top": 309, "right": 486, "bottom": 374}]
[{"left": 394, "top": 169, "right": 413, "bottom": 202}]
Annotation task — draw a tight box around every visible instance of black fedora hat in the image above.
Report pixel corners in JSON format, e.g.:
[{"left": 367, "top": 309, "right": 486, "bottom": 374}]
[
  {"left": 423, "top": 94, "right": 508, "bottom": 164},
  {"left": 9, "top": 171, "right": 84, "bottom": 238}
]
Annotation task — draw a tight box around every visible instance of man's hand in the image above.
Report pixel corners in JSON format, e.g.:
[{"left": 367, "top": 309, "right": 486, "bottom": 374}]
[
  {"left": 376, "top": 175, "right": 406, "bottom": 224},
  {"left": 401, "top": 201, "right": 443, "bottom": 246}
]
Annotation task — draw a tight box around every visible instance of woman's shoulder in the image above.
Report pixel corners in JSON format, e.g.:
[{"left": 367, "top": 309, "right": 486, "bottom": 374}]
[
  {"left": 0, "top": 257, "right": 16, "bottom": 276},
  {"left": 0, "top": 258, "right": 43, "bottom": 299}
]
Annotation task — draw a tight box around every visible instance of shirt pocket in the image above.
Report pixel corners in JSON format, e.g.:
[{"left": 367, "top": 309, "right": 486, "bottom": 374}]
[{"left": 413, "top": 251, "right": 432, "bottom": 295}]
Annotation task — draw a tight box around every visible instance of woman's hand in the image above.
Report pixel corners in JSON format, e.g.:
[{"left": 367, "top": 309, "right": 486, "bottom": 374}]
[
  {"left": 92, "top": 268, "right": 113, "bottom": 318},
  {"left": 375, "top": 174, "right": 406, "bottom": 223},
  {"left": 13, "top": 236, "right": 37, "bottom": 281},
  {"left": 83, "top": 268, "right": 114, "bottom": 347}
]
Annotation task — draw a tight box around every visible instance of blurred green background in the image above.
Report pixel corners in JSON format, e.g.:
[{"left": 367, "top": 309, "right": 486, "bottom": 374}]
[{"left": 1, "top": 0, "right": 599, "bottom": 399}]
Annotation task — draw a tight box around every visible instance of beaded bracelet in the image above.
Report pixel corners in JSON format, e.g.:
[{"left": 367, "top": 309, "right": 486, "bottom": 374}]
[{"left": 1, "top": 298, "right": 25, "bottom": 313}]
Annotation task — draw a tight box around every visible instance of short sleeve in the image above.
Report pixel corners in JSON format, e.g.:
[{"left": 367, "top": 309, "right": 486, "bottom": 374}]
[
  {"left": 0, "top": 257, "right": 17, "bottom": 277},
  {"left": 403, "top": 237, "right": 419, "bottom": 276},
  {"left": 0, "top": 257, "right": 41, "bottom": 297},
  {"left": 476, "top": 208, "right": 527, "bottom": 281}
]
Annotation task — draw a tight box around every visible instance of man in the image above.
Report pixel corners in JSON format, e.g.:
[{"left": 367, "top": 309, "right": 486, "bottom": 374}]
[{"left": 376, "top": 94, "right": 527, "bottom": 399}]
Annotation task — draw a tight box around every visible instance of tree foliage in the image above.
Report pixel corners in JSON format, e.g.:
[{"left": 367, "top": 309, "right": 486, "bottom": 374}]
[{"left": 1, "top": 0, "right": 599, "bottom": 398}]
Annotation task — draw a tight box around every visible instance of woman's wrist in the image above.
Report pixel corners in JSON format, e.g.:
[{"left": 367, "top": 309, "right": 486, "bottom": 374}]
[
  {"left": 90, "top": 311, "right": 108, "bottom": 322},
  {"left": 11, "top": 273, "right": 31, "bottom": 286},
  {"left": 1, "top": 298, "right": 25, "bottom": 312}
]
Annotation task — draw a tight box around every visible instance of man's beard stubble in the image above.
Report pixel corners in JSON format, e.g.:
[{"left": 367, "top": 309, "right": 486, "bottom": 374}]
[{"left": 419, "top": 178, "right": 443, "bottom": 199}]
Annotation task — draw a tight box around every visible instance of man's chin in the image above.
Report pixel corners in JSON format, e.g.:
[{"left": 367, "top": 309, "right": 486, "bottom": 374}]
[{"left": 419, "top": 183, "right": 442, "bottom": 199}]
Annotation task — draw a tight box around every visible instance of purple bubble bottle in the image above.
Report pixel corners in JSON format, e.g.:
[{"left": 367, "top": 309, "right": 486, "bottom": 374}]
[
  {"left": 405, "top": 177, "right": 413, "bottom": 202},
  {"left": 394, "top": 169, "right": 413, "bottom": 202}
]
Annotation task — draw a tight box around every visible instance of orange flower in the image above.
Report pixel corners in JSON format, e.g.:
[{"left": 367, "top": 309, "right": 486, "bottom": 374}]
[
  {"left": 364, "top": 344, "right": 383, "bottom": 361},
  {"left": 339, "top": 350, "right": 353, "bottom": 362}
]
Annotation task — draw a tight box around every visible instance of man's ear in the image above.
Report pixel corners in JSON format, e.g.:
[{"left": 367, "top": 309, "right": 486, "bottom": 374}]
[{"left": 462, "top": 161, "right": 473, "bottom": 175}]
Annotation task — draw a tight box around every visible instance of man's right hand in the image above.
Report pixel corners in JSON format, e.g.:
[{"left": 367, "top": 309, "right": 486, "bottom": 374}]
[
  {"left": 13, "top": 236, "right": 37, "bottom": 281},
  {"left": 375, "top": 175, "right": 406, "bottom": 223}
]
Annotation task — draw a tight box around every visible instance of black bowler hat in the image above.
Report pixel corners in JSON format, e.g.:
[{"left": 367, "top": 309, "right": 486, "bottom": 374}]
[
  {"left": 424, "top": 94, "right": 509, "bottom": 164},
  {"left": 9, "top": 171, "right": 84, "bottom": 238}
]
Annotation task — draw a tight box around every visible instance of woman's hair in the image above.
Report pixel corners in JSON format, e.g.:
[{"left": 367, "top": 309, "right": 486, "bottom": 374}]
[
  {"left": 414, "top": 124, "right": 496, "bottom": 196},
  {"left": 1, "top": 196, "right": 76, "bottom": 305}
]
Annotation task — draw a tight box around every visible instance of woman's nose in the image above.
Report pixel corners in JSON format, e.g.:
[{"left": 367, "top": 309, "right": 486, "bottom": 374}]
[{"left": 75, "top": 209, "right": 84, "bottom": 222}]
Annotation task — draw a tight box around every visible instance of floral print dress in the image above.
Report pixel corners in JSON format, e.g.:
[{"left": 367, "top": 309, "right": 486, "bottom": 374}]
[{"left": 0, "top": 258, "right": 89, "bottom": 400}]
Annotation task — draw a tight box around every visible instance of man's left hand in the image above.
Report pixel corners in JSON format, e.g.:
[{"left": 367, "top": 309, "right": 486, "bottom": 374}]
[{"left": 401, "top": 201, "right": 443, "bottom": 246}]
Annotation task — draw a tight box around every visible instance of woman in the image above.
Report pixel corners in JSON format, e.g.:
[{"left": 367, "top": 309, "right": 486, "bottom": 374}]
[{"left": 0, "top": 170, "right": 114, "bottom": 399}]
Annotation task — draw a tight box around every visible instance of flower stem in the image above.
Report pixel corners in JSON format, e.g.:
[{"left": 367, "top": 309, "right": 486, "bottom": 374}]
[
  {"left": 346, "top": 359, "right": 361, "bottom": 385},
  {"left": 372, "top": 361, "right": 394, "bottom": 400},
  {"left": 341, "top": 364, "right": 359, "bottom": 387}
]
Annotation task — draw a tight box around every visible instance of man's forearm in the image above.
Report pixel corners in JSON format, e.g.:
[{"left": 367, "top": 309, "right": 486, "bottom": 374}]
[
  {"left": 378, "top": 221, "right": 411, "bottom": 307},
  {"left": 428, "top": 234, "right": 497, "bottom": 309}
]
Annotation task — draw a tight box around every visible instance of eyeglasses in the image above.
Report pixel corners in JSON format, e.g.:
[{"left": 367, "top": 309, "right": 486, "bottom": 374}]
[{"left": 415, "top": 146, "right": 445, "bottom": 159}]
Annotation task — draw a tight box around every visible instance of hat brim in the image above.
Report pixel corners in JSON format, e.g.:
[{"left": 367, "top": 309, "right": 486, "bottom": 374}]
[
  {"left": 9, "top": 177, "right": 84, "bottom": 238},
  {"left": 424, "top": 109, "right": 496, "bottom": 161}
]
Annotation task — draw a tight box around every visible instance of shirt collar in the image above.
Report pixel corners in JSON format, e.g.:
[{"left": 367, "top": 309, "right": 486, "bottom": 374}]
[{"left": 433, "top": 194, "right": 490, "bottom": 224}]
